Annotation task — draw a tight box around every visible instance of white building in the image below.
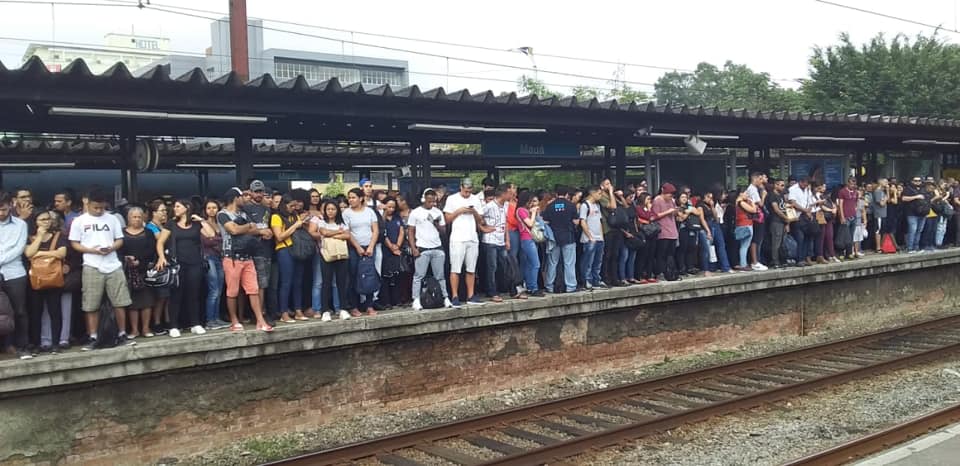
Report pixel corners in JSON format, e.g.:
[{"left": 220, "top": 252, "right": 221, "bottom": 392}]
[{"left": 21, "top": 33, "right": 171, "bottom": 74}]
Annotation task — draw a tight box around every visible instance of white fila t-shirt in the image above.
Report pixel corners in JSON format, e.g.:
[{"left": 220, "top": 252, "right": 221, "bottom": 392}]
[{"left": 69, "top": 212, "right": 124, "bottom": 273}]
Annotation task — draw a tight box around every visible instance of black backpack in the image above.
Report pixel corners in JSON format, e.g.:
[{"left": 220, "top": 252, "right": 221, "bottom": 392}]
[
  {"left": 497, "top": 253, "right": 522, "bottom": 293},
  {"left": 95, "top": 298, "right": 120, "bottom": 348},
  {"left": 0, "top": 276, "right": 13, "bottom": 337},
  {"left": 663, "top": 257, "right": 681, "bottom": 282},
  {"left": 289, "top": 229, "right": 317, "bottom": 261},
  {"left": 420, "top": 276, "right": 445, "bottom": 309},
  {"left": 355, "top": 255, "right": 381, "bottom": 295}
]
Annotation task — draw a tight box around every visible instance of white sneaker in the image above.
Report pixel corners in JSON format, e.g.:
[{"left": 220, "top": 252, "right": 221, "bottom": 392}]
[
  {"left": 169, "top": 328, "right": 181, "bottom": 338},
  {"left": 190, "top": 325, "right": 206, "bottom": 335},
  {"left": 751, "top": 263, "right": 768, "bottom": 271},
  {"left": 338, "top": 310, "right": 351, "bottom": 320},
  {"left": 443, "top": 298, "right": 453, "bottom": 308},
  {"left": 321, "top": 311, "right": 332, "bottom": 322},
  {"left": 856, "top": 252, "right": 865, "bottom": 257},
  {"left": 412, "top": 299, "right": 423, "bottom": 311}
]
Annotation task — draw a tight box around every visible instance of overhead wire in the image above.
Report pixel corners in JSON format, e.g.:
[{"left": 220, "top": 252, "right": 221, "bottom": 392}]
[{"left": 813, "top": 0, "right": 960, "bottom": 34}]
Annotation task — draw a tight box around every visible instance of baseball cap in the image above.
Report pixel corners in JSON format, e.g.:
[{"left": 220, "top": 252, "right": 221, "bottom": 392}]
[
  {"left": 461, "top": 177, "right": 474, "bottom": 188},
  {"left": 224, "top": 187, "right": 244, "bottom": 202},
  {"left": 661, "top": 183, "right": 677, "bottom": 194},
  {"left": 249, "top": 179, "right": 267, "bottom": 192},
  {"left": 359, "top": 178, "right": 371, "bottom": 187}
]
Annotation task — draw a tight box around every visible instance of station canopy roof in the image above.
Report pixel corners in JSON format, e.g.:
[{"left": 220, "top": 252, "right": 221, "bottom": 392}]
[{"left": 2, "top": 57, "right": 960, "bottom": 150}]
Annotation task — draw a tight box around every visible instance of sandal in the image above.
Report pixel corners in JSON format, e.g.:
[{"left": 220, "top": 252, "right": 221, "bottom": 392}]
[
  {"left": 491, "top": 295, "right": 503, "bottom": 303},
  {"left": 256, "top": 324, "right": 274, "bottom": 333},
  {"left": 230, "top": 323, "right": 244, "bottom": 332}
]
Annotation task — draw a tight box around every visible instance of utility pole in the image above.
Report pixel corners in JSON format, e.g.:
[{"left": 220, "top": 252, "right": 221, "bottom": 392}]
[{"left": 229, "top": 0, "right": 249, "bottom": 81}]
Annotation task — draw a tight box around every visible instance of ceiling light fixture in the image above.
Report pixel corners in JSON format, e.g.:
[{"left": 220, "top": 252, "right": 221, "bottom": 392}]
[
  {"left": 648, "top": 132, "right": 740, "bottom": 140},
  {"left": 0, "top": 162, "right": 76, "bottom": 168},
  {"left": 408, "top": 123, "right": 547, "bottom": 133},
  {"left": 792, "top": 136, "right": 866, "bottom": 142},
  {"left": 48, "top": 107, "right": 268, "bottom": 123},
  {"left": 903, "top": 139, "right": 960, "bottom": 146}
]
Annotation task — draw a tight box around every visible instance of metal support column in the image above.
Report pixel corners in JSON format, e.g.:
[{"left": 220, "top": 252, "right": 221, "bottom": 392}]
[
  {"left": 199, "top": 169, "right": 210, "bottom": 197},
  {"left": 729, "top": 152, "right": 739, "bottom": 191},
  {"left": 120, "top": 134, "right": 139, "bottom": 203},
  {"left": 747, "top": 148, "right": 757, "bottom": 175},
  {"left": 486, "top": 167, "right": 499, "bottom": 186},
  {"left": 603, "top": 145, "right": 612, "bottom": 181},
  {"left": 644, "top": 149, "right": 654, "bottom": 190},
  {"left": 422, "top": 142, "right": 432, "bottom": 191},
  {"left": 235, "top": 135, "right": 253, "bottom": 187},
  {"left": 854, "top": 151, "right": 864, "bottom": 183},
  {"left": 614, "top": 143, "right": 626, "bottom": 188}
]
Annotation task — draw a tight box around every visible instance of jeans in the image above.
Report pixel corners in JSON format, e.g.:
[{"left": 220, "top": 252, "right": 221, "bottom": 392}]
[
  {"left": 508, "top": 230, "right": 521, "bottom": 260},
  {"left": 520, "top": 239, "right": 541, "bottom": 292},
  {"left": 276, "top": 247, "right": 305, "bottom": 313},
  {"left": 483, "top": 243, "right": 507, "bottom": 296},
  {"left": 545, "top": 242, "right": 577, "bottom": 292},
  {"left": 769, "top": 221, "right": 786, "bottom": 265},
  {"left": 922, "top": 216, "right": 938, "bottom": 250},
  {"left": 580, "top": 241, "right": 604, "bottom": 286},
  {"left": 205, "top": 256, "right": 224, "bottom": 323},
  {"left": 708, "top": 222, "right": 731, "bottom": 272},
  {"left": 312, "top": 254, "right": 341, "bottom": 311},
  {"left": 735, "top": 226, "right": 753, "bottom": 267},
  {"left": 28, "top": 288, "right": 61, "bottom": 348},
  {"left": 936, "top": 216, "right": 948, "bottom": 247},
  {"left": 618, "top": 241, "right": 637, "bottom": 281},
  {"left": 696, "top": 229, "right": 711, "bottom": 273},
  {"left": 412, "top": 249, "right": 448, "bottom": 300},
  {"left": 906, "top": 215, "right": 925, "bottom": 251}
]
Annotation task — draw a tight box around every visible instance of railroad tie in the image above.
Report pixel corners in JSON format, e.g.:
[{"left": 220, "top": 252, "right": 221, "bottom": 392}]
[
  {"left": 533, "top": 419, "right": 593, "bottom": 437},
  {"left": 620, "top": 398, "right": 682, "bottom": 415},
  {"left": 591, "top": 405, "right": 654, "bottom": 422},
  {"left": 671, "top": 388, "right": 731, "bottom": 402},
  {"left": 563, "top": 413, "right": 620, "bottom": 429},
  {"left": 696, "top": 382, "right": 754, "bottom": 396},
  {"left": 415, "top": 444, "right": 483, "bottom": 466},
  {"left": 462, "top": 435, "right": 525, "bottom": 455},
  {"left": 500, "top": 426, "right": 562, "bottom": 445},
  {"left": 377, "top": 453, "right": 425, "bottom": 466}
]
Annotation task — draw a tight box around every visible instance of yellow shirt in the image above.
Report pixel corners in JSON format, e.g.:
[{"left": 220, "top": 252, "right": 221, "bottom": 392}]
[{"left": 270, "top": 214, "right": 295, "bottom": 250}]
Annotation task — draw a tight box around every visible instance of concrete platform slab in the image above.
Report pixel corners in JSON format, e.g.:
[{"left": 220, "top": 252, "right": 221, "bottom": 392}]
[{"left": 855, "top": 422, "right": 960, "bottom": 466}]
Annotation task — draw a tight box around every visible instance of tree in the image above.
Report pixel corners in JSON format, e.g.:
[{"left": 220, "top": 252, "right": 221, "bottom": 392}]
[
  {"left": 654, "top": 61, "right": 804, "bottom": 110},
  {"left": 517, "top": 75, "right": 563, "bottom": 98},
  {"left": 803, "top": 33, "right": 960, "bottom": 118},
  {"left": 323, "top": 173, "right": 345, "bottom": 197}
]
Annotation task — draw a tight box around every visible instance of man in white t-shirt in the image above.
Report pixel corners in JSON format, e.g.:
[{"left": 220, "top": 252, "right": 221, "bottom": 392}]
[
  {"left": 408, "top": 189, "right": 453, "bottom": 310},
  {"left": 443, "top": 178, "right": 493, "bottom": 307},
  {"left": 68, "top": 189, "right": 132, "bottom": 350}
]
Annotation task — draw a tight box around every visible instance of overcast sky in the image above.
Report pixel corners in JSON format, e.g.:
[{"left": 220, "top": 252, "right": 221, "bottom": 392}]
[{"left": 1, "top": 0, "right": 958, "bottom": 97}]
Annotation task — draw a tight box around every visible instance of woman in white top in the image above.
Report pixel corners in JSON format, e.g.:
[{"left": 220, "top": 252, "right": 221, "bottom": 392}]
[
  {"left": 309, "top": 200, "right": 352, "bottom": 322},
  {"left": 343, "top": 188, "right": 380, "bottom": 317}
]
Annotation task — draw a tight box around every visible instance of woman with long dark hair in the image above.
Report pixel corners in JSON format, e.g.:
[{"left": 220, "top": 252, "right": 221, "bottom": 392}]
[
  {"left": 634, "top": 193, "right": 658, "bottom": 283},
  {"left": 516, "top": 191, "right": 544, "bottom": 296},
  {"left": 146, "top": 199, "right": 171, "bottom": 335},
  {"left": 203, "top": 199, "right": 229, "bottom": 330},
  {"left": 156, "top": 199, "right": 216, "bottom": 338},
  {"left": 271, "top": 194, "right": 310, "bottom": 323},
  {"left": 310, "top": 200, "right": 352, "bottom": 321},
  {"left": 24, "top": 210, "right": 67, "bottom": 353},
  {"left": 344, "top": 187, "right": 380, "bottom": 316},
  {"left": 379, "top": 197, "right": 405, "bottom": 308}
]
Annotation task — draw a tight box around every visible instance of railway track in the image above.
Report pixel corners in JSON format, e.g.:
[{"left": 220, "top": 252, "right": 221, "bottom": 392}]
[
  {"left": 266, "top": 314, "right": 960, "bottom": 466},
  {"left": 784, "top": 401, "right": 960, "bottom": 466}
]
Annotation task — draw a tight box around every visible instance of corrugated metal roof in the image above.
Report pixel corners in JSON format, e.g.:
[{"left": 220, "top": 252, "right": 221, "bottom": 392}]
[{"left": 2, "top": 56, "right": 959, "bottom": 130}]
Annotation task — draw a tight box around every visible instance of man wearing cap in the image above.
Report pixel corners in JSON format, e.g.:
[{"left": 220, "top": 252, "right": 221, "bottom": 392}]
[
  {"left": 443, "top": 178, "right": 493, "bottom": 306},
  {"left": 243, "top": 180, "right": 276, "bottom": 319},
  {"left": 217, "top": 187, "right": 273, "bottom": 332}
]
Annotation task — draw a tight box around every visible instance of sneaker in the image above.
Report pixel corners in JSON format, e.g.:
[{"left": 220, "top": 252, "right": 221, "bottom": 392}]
[
  {"left": 585, "top": 284, "right": 594, "bottom": 291},
  {"left": 373, "top": 301, "right": 387, "bottom": 311},
  {"left": 169, "top": 328, "right": 181, "bottom": 338},
  {"left": 17, "top": 350, "right": 33, "bottom": 360},
  {"left": 143, "top": 332, "right": 155, "bottom": 338},
  {"left": 908, "top": 250, "right": 918, "bottom": 254},
  {"left": 81, "top": 338, "right": 98, "bottom": 351},
  {"left": 205, "top": 319, "right": 230, "bottom": 331},
  {"left": 449, "top": 297, "right": 462, "bottom": 307},
  {"left": 58, "top": 342, "right": 71, "bottom": 351},
  {"left": 856, "top": 252, "right": 865, "bottom": 257},
  {"left": 412, "top": 299, "right": 423, "bottom": 311},
  {"left": 831, "top": 257, "right": 842, "bottom": 262},
  {"left": 751, "top": 263, "right": 769, "bottom": 271},
  {"left": 118, "top": 334, "right": 137, "bottom": 346},
  {"left": 190, "top": 325, "right": 206, "bottom": 335},
  {"left": 530, "top": 290, "right": 546, "bottom": 298},
  {"left": 443, "top": 298, "right": 454, "bottom": 308},
  {"left": 466, "top": 296, "right": 485, "bottom": 305},
  {"left": 338, "top": 310, "right": 351, "bottom": 320},
  {"left": 595, "top": 282, "right": 609, "bottom": 289},
  {"left": 321, "top": 311, "right": 332, "bottom": 322}
]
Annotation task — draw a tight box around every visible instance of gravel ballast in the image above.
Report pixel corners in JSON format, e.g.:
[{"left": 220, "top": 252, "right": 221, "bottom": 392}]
[{"left": 187, "top": 307, "right": 959, "bottom": 465}]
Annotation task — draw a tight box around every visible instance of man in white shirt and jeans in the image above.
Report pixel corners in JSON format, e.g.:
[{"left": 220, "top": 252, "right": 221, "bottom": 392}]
[
  {"left": 481, "top": 185, "right": 512, "bottom": 302},
  {"left": 443, "top": 178, "right": 493, "bottom": 307},
  {"left": 68, "top": 189, "right": 132, "bottom": 350},
  {"left": 787, "top": 176, "right": 818, "bottom": 266},
  {"left": 408, "top": 189, "right": 453, "bottom": 310}
]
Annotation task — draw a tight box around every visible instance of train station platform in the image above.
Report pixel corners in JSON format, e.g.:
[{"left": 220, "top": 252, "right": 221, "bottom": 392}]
[
  {"left": 855, "top": 422, "right": 960, "bottom": 466},
  {"left": 3, "top": 249, "right": 960, "bottom": 465}
]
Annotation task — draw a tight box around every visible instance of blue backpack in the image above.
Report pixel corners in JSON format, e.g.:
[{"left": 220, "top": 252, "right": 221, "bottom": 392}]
[{"left": 356, "top": 255, "right": 381, "bottom": 295}]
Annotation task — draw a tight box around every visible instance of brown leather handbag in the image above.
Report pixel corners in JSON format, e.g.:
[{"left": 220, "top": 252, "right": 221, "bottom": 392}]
[{"left": 29, "top": 232, "right": 65, "bottom": 291}]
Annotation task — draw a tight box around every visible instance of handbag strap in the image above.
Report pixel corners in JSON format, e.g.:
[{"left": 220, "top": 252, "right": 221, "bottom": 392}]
[{"left": 48, "top": 232, "right": 60, "bottom": 252}]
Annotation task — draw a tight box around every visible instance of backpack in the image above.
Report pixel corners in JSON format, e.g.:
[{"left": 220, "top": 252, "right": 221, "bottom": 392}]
[
  {"left": 420, "top": 276, "right": 445, "bottom": 309},
  {"left": 663, "top": 257, "right": 681, "bottom": 281},
  {"left": 881, "top": 234, "right": 898, "bottom": 254},
  {"left": 0, "top": 278, "right": 14, "bottom": 336},
  {"left": 289, "top": 228, "right": 317, "bottom": 261},
  {"left": 782, "top": 233, "right": 798, "bottom": 260},
  {"left": 95, "top": 298, "right": 120, "bottom": 348},
  {"left": 497, "top": 252, "right": 523, "bottom": 293},
  {"left": 607, "top": 207, "right": 629, "bottom": 229},
  {"left": 834, "top": 223, "right": 852, "bottom": 252},
  {"left": 355, "top": 255, "right": 381, "bottom": 295}
]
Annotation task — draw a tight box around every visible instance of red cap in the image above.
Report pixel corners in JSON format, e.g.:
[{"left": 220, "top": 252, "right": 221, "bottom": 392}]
[{"left": 661, "top": 183, "right": 677, "bottom": 194}]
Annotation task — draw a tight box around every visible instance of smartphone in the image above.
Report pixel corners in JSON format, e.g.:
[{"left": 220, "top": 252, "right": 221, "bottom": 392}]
[{"left": 99, "top": 247, "right": 111, "bottom": 252}]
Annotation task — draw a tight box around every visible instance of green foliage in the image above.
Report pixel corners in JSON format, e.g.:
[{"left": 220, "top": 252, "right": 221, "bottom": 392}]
[
  {"left": 500, "top": 170, "right": 590, "bottom": 191},
  {"left": 518, "top": 75, "right": 563, "bottom": 98},
  {"left": 518, "top": 67, "right": 649, "bottom": 104},
  {"left": 654, "top": 61, "right": 804, "bottom": 110},
  {"left": 324, "top": 173, "right": 345, "bottom": 197},
  {"left": 803, "top": 33, "right": 960, "bottom": 118}
]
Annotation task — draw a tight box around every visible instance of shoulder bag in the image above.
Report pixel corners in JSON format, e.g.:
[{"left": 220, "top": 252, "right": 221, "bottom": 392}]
[
  {"left": 29, "top": 232, "right": 65, "bottom": 291},
  {"left": 321, "top": 228, "right": 349, "bottom": 262}
]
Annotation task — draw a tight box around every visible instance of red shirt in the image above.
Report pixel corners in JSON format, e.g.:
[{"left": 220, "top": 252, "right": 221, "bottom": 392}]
[
  {"left": 839, "top": 187, "right": 858, "bottom": 220},
  {"left": 735, "top": 199, "right": 754, "bottom": 227}
]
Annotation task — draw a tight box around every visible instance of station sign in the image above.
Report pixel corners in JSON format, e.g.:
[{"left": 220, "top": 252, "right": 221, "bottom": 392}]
[
  {"left": 788, "top": 157, "right": 846, "bottom": 189},
  {"left": 482, "top": 141, "right": 580, "bottom": 158}
]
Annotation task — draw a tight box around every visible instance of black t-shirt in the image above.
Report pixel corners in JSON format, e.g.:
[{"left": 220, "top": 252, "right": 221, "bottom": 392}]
[
  {"left": 120, "top": 228, "right": 156, "bottom": 270},
  {"left": 166, "top": 221, "right": 202, "bottom": 266},
  {"left": 765, "top": 192, "right": 786, "bottom": 224},
  {"left": 542, "top": 199, "right": 578, "bottom": 245},
  {"left": 242, "top": 203, "right": 273, "bottom": 258},
  {"left": 698, "top": 200, "right": 716, "bottom": 223}
]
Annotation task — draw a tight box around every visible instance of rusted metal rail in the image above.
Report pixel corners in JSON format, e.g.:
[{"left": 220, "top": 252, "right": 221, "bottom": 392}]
[
  {"left": 783, "top": 402, "right": 960, "bottom": 466},
  {"left": 265, "top": 314, "right": 960, "bottom": 466}
]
